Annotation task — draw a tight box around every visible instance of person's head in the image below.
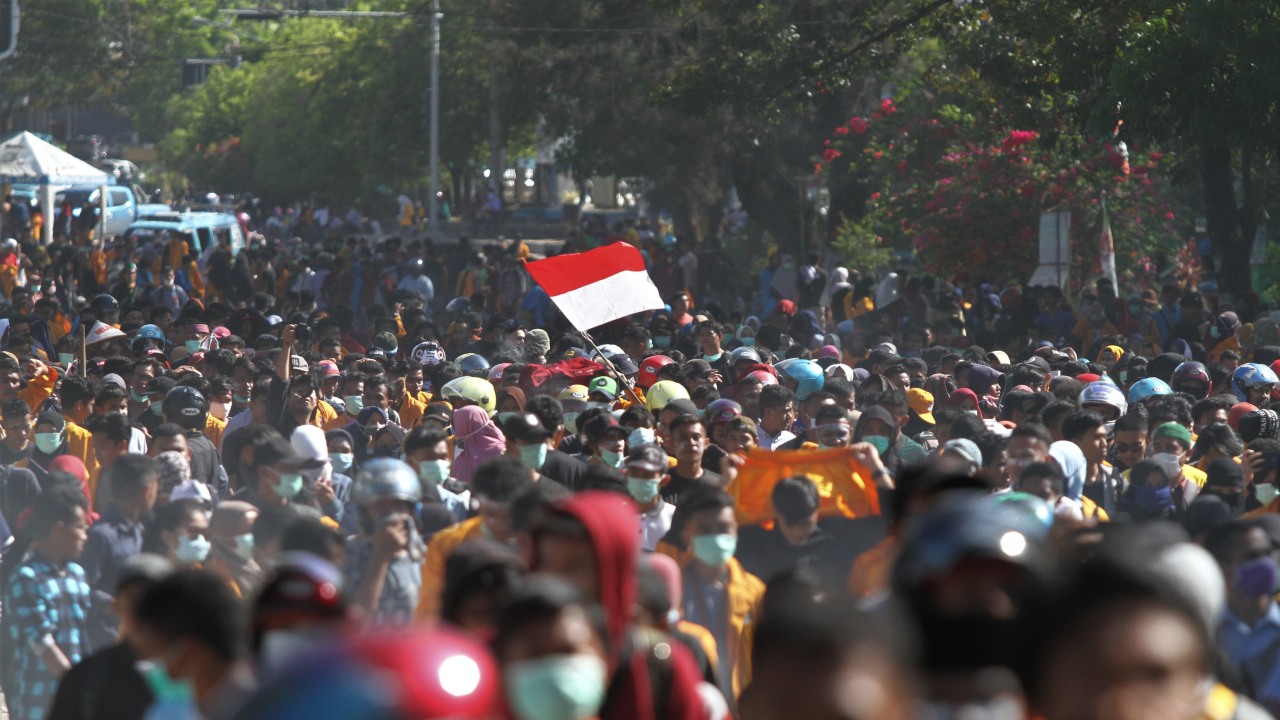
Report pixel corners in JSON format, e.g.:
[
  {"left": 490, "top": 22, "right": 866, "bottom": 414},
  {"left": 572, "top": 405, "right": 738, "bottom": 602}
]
[
  {"left": 1031, "top": 558, "right": 1210, "bottom": 720},
  {"left": 113, "top": 555, "right": 174, "bottom": 641},
  {"left": 1062, "top": 410, "right": 1108, "bottom": 467},
  {"left": 772, "top": 476, "right": 821, "bottom": 547},
  {"left": 1201, "top": 457, "right": 1248, "bottom": 516},
  {"left": 0, "top": 355, "right": 23, "bottom": 400},
  {"left": 362, "top": 375, "right": 391, "bottom": 411},
  {"left": 106, "top": 454, "right": 160, "bottom": 514},
  {"left": 1015, "top": 461, "right": 1066, "bottom": 506},
  {"left": 1, "top": 397, "right": 32, "bottom": 451},
  {"left": 26, "top": 485, "right": 90, "bottom": 563},
  {"left": 722, "top": 416, "right": 759, "bottom": 454},
  {"left": 149, "top": 423, "right": 190, "bottom": 459},
  {"left": 403, "top": 426, "right": 452, "bottom": 486},
  {"left": 1112, "top": 411, "right": 1150, "bottom": 470},
  {"left": 1006, "top": 423, "right": 1052, "bottom": 487},
  {"left": 759, "top": 384, "right": 797, "bottom": 433},
  {"left": 132, "top": 570, "right": 244, "bottom": 690},
  {"left": 972, "top": 430, "right": 1009, "bottom": 489},
  {"left": 86, "top": 411, "right": 132, "bottom": 467},
  {"left": 143, "top": 499, "right": 212, "bottom": 566},
  {"left": 1192, "top": 395, "right": 1234, "bottom": 434},
  {"left": 59, "top": 375, "right": 97, "bottom": 423},
  {"left": 440, "top": 539, "right": 526, "bottom": 634},
  {"left": 472, "top": 457, "right": 534, "bottom": 542},
  {"left": 667, "top": 414, "right": 706, "bottom": 468},
  {"left": 1193, "top": 422, "right": 1244, "bottom": 465},
  {"left": 1150, "top": 422, "right": 1192, "bottom": 463},
  {"left": 493, "top": 576, "right": 609, "bottom": 720},
  {"left": 678, "top": 486, "right": 738, "bottom": 571},
  {"left": 813, "top": 405, "right": 853, "bottom": 448},
  {"left": 1206, "top": 520, "right": 1278, "bottom": 611}
]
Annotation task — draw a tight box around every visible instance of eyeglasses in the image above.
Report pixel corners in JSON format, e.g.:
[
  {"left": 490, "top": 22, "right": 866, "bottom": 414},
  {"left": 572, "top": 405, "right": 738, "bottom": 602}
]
[{"left": 289, "top": 389, "right": 315, "bottom": 399}]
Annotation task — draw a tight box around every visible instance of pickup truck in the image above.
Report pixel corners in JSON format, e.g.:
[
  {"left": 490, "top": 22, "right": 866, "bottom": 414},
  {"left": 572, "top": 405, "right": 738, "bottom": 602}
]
[{"left": 13, "top": 183, "right": 150, "bottom": 239}]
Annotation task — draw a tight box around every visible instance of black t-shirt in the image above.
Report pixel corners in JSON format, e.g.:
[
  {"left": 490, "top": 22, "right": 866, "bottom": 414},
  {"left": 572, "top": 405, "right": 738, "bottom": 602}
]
[
  {"left": 701, "top": 444, "right": 727, "bottom": 475},
  {"left": 47, "top": 642, "right": 153, "bottom": 720},
  {"left": 662, "top": 468, "right": 721, "bottom": 505},
  {"left": 736, "top": 516, "right": 888, "bottom": 586},
  {"left": 540, "top": 450, "right": 587, "bottom": 491}
]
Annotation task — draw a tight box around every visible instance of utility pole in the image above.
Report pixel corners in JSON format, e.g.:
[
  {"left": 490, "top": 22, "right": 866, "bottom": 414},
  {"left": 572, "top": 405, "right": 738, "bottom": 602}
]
[{"left": 428, "top": 0, "right": 441, "bottom": 237}]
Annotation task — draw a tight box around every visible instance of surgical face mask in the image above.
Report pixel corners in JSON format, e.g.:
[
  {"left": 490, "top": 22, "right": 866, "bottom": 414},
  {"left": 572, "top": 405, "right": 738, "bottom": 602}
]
[
  {"left": 131, "top": 389, "right": 151, "bottom": 405},
  {"left": 232, "top": 533, "right": 255, "bottom": 561},
  {"left": 1211, "top": 325, "right": 1222, "bottom": 339},
  {"left": 330, "top": 452, "right": 354, "bottom": 474},
  {"left": 627, "top": 476, "right": 661, "bottom": 504},
  {"left": 599, "top": 449, "right": 624, "bottom": 469},
  {"left": 34, "top": 432, "right": 63, "bottom": 454},
  {"left": 136, "top": 660, "right": 195, "bottom": 703},
  {"left": 562, "top": 412, "right": 580, "bottom": 435},
  {"left": 586, "top": 401, "right": 611, "bottom": 413},
  {"left": 233, "top": 392, "right": 251, "bottom": 405},
  {"left": 259, "top": 630, "right": 327, "bottom": 677},
  {"left": 58, "top": 352, "right": 75, "bottom": 367},
  {"left": 343, "top": 395, "right": 364, "bottom": 416},
  {"left": 417, "top": 459, "right": 450, "bottom": 487},
  {"left": 1257, "top": 483, "right": 1280, "bottom": 506},
  {"left": 628, "top": 427, "right": 656, "bottom": 447},
  {"left": 739, "top": 337, "right": 756, "bottom": 346},
  {"left": 184, "top": 339, "right": 202, "bottom": 353},
  {"left": 704, "top": 352, "right": 722, "bottom": 363},
  {"left": 1150, "top": 452, "right": 1182, "bottom": 477},
  {"left": 862, "top": 435, "right": 892, "bottom": 456},
  {"left": 505, "top": 654, "right": 608, "bottom": 720},
  {"left": 652, "top": 336, "right": 672, "bottom": 349},
  {"left": 519, "top": 442, "right": 548, "bottom": 471},
  {"left": 175, "top": 534, "right": 211, "bottom": 565},
  {"left": 1235, "top": 557, "right": 1279, "bottom": 597},
  {"left": 692, "top": 533, "right": 737, "bottom": 568},
  {"left": 273, "top": 472, "right": 304, "bottom": 500}
]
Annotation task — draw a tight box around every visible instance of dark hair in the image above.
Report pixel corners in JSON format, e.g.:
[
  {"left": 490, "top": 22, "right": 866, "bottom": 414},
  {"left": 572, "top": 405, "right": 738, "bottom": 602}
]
[
  {"left": 1048, "top": 376, "right": 1084, "bottom": 403},
  {"left": 690, "top": 384, "right": 720, "bottom": 406},
  {"left": 59, "top": 376, "right": 97, "bottom": 410},
  {"left": 84, "top": 412, "right": 132, "bottom": 444},
  {"left": 525, "top": 395, "right": 564, "bottom": 433},
  {"left": 95, "top": 383, "right": 129, "bottom": 407},
  {"left": 665, "top": 485, "right": 735, "bottom": 547},
  {"left": 280, "top": 516, "right": 345, "bottom": 563},
  {"left": 971, "top": 430, "right": 1008, "bottom": 467},
  {"left": 1017, "top": 461, "right": 1064, "bottom": 495},
  {"left": 1114, "top": 410, "right": 1149, "bottom": 435},
  {"left": 949, "top": 413, "right": 985, "bottom": 440},
  {"left": 932, "top": 406, "right": 963, "bottom": 427},
  {"left": 135, "top": 570, "right": 243, "bottom": 661},
  {"left": 1000, "top": 389, "right": 1039, "bottom": 421},
  {"left": 1010, "top": 422, "right": 1053, "bottom": 448},
  {"left": 1193, "top": 423, "right": 1244, "bottom": 459},
  {"left": 0, "top": 397, "right": 30, "bottom": 422},
  {"left": 1192, "top": 395, "right": 1235, "bottom": 424},
  {"left": 1041, "top": 400, "right": 1077, "bottom": 430},
  {"left": 1149, "top": 395, "right": 1193, "bottom": 430},
  {"left": 619, "top": 405, "right": 654, "bottom": 428},
  {"left": 493, "top": 575, "right": 606, "bottom": 658},
  {"left": 667, "top": 413, "right": 703, "bottom": 438},
  {"left": 404, "top": 426, "right": 450, "bottom": 455},
  {"left": 863, "top": 389, "right": 909, "bottom": 419},
  {"left": 142, "top": 499, "right": 207, "bottom": 554},
  {"left": 1061, "top": 410, "right": 1106, "bottom": 442},
  {"left": 759, "top": 385, "right": 796, "bottom": 413},
  {"left": 773, "top": 476, "right": 821, "bottom": 524},
  {"left": 510, "top": 481, "right": 573, "bottom": 534},
  {"left": 824, "top": 378, "right": 856, "bottom": 403},
  {"left": 151, "top": 423, "right": 186, "bottom": 442},
  {"left": 26, "top": 484, "right": 88, "bottom": 539},
  {"left": 106, "top": 454, "right": 159, "bottom": 502},
  {"left": 472, "top": 457, "right": 533, "bottom": 503}
]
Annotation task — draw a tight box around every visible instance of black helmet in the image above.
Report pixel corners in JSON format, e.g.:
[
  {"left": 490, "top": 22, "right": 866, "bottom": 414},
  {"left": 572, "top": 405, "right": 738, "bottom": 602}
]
[
  {"left": 91, "top": 294, "right": 120, "bottom": 318},
  {"left": 163, "top": 386, "right": 208, "bottom": 430},
  {"left": 407, "top": 257, "right": 425, "bottom": 275}
]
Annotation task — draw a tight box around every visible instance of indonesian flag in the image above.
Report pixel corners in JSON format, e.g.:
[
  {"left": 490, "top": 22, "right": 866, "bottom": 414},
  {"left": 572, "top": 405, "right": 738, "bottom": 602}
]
[
  {"left": 525, "top": 242, "right": 665, "bottom": 331},
  {"left": 1100, "top": 196, "right": 1118, "bottom": 288}
]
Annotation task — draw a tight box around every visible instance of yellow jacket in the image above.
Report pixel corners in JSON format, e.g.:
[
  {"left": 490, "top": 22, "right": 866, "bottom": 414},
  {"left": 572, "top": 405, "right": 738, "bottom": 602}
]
[
  {"left": 397, "top": 392, "right": 429, "bottom": 429},
  {"left": 63, "top": 418, "right": 100, "bottom": 499},
  {"left": 203, "top": 413, "right": 226, "bottom": 449},
  {"left": 665, "top": 548, "right": 764, "bottom": 698},
  {"left": 20, "top": 367, "right": 57, "bottom": 411},
  {"left": 415, "top": 516, "right": 482, "bottom": 622}
]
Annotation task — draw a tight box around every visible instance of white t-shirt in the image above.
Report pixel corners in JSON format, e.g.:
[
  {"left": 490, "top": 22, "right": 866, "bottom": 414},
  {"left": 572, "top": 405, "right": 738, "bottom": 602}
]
[{"left": 639, "top": 501, "right": 675, "bottom": 552}]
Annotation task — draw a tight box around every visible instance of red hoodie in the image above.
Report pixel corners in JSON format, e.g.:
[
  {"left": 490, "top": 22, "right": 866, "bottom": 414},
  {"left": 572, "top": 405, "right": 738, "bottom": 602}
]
[{"left": 552, "top": 492, "right": 708, "bottom": 720}]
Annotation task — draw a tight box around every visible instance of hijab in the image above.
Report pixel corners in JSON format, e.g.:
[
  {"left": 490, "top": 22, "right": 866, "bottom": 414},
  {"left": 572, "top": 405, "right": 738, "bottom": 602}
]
[
  {"left": 924, "top": 373, "right": 955, "bottom": 404},
  {"left": 820, "top": 267, "right": 850, "bottom": 307},
  {"left": 497, "top": 386, "right": 527, "bottom": 412},
  {"left": 1049, "top": 441, "right": 1087, "bottom": 501},
  {"left": 948, "top": 388, "right": 982, "bottom": 416},
  {"left": 452, "top": 406, "right": 507, "bottom": 485}
]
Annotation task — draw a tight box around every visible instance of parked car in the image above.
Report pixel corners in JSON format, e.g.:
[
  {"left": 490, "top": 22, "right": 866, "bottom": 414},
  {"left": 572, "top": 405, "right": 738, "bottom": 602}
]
[
  {"left": 55, "top": 186, "right": 139, "bottom": 238},
  {"left": 124, "top": 210, "right": 246, "bottom": 261}
]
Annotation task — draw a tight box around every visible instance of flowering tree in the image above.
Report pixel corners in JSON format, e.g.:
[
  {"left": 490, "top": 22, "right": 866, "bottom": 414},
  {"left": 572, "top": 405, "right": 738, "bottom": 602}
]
[{"left": 818, "top": 96, "right": 1183, "bottom": 286}]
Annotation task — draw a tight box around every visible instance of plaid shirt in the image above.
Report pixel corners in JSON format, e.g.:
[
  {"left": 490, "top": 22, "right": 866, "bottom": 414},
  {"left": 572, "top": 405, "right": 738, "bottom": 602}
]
[{"left": 4, "top": 558, "right": 93, "bottom": 720}]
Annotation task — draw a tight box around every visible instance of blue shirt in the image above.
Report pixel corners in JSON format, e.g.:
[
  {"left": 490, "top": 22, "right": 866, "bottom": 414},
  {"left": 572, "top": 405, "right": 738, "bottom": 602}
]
[
  {"left": 4, "top": 559, "right": 93, "bottom": 720},
  {"left": 1220, "top": 603, "right": 1280, "bottom": 706},
  {"left": 80, "top": 506, "right": 144, "bottom": 647}
]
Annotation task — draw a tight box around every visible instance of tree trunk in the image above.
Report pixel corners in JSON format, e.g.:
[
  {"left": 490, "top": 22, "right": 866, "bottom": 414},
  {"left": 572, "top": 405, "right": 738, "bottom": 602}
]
[
  {"left": 1201, "top": 139, "right": 1250, "bottom": 292},
  {"left": 729, "top": 150, "right": 809, "bottom": 258},
  {"left": 487, "top": 49, "right": 506, "bottom": 204}
]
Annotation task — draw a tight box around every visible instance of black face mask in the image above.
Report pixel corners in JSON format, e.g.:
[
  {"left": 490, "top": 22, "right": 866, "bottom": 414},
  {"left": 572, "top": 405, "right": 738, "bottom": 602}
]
[{"left": 373, "top": 445, "right": 398, "bottom": 458}]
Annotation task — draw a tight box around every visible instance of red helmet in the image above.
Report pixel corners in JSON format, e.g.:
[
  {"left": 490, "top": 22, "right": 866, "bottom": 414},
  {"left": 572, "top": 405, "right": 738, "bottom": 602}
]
[
  {"left": 637, "top": 355, "right": 675, "bottom": 389},
  {"left": 235, "top": 626, "right": 499, "bottom": 720},
  {"left": 745, "top": 369, "right": 780, "bottom": 386},
  {"left": 1170, "top": 361, "right": 1212, "bottom": 400},
  {"left": 251, "top": 553, "right": 347, "bottom": 652}
]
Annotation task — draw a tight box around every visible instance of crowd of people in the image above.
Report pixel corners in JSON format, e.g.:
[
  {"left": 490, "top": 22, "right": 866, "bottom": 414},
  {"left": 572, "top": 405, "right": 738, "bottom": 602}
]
[{"left": 0, "top": 216, "right": 1279, "bottom": 720}]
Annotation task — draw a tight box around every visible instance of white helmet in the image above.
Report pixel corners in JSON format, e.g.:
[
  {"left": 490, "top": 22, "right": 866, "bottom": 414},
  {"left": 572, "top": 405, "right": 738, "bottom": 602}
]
[{"left": 1079, "top": 381, "right": 1127, "bottom": 420}]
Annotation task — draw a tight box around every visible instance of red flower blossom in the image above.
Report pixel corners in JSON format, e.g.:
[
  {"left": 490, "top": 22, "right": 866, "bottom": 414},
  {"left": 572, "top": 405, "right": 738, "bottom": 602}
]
[
  {"left": 834, "top": 126, "right": 849, "bottom": 136},
  {"left": 823, "top": 148, "right": 842, "bottom": 163},
  {"left": 813, "top": 163, "right": 823, "bottom": 175},
  {"left": 897, "top": 160, "right": 909, "bottom": 173},
  {"left": 870, "top": 191, "right": 881, "bottom": 200},
  {"left": 873, "top": 151, "right": 883, "bottom": 160},
  {"left": 1164, "top": 211, "right": 1176, "bottom": 220},
  {"left": 880, "top": 98, "right": 896, "bottom": 115},
  {"left": 1000, "top": 130, "right": 1039, "bottom": 152},
  {"left": 848, "top": 117, "right": 868, "bottom": 134}
]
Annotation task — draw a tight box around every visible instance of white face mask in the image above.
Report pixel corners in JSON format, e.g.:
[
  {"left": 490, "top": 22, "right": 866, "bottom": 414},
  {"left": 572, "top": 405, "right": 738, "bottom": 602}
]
[{"left": 258, "top": 630, "right": 325, "bottom": 676}]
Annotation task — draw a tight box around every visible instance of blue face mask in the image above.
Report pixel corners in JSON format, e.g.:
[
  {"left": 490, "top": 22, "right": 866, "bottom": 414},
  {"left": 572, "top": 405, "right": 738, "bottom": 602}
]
[
  {"left": 35, "top": 432, "right": 64, "bottom": 454},
  {"left": 175, "top": 534, "right": 211, "bottom": 565},
  {"left": 58, "top": 352, "right": 75, "bottom": 367},
  {"left": 599, "top": 449, "right": 624, "bottom": 469},
  {"left": 505, "top": 654, "right": 608, "bottom": 720},
  {"left": 1235, "top": 557, "right": 1279, "bottom": 597},
  {"left": 136, "top": 660, "right": 196, "bottom": 703},
  {"left": 519, "top": 443, "right": 548, "bottom": 471},
  {"left": 627, "top": 477, "right": 661, "bottom": 504},
  {"left": 417, "top": 459, "right": 450, "bottom": 487},
  {"left": 653, "top": 336, "right": 672, "bottom": 349},
  {"left": 692, "top": 533, "right": 737, "bottom": 568},
  {"left": 1133, "top": 485, "right": 1172, "bottom": 513},
  {"left": 343, "top": 395, "right": 364, "bottom": 417},
  {"left": 184, "top": 339, "right": 202, "bottom": 352},
  {"left": 273, "top": 472, "right": 304, "bottom": 500},
  {"left": 739, "top": 337, "right": 756, "bottom": 346},
  {"left": 131, "top": 389, "right": 151, "bottom": 405},
  {"left": 330, "top": 452, "right": 354, "bottom": 474},
  {"left": 704, "top": 352, "right": 723, "bottom": 363},
  {"left": 232, "top": 533, "right": 255, "bottom": 561},
  {"left": 628, "top": 427, "right": 656, "bottom": 448}
]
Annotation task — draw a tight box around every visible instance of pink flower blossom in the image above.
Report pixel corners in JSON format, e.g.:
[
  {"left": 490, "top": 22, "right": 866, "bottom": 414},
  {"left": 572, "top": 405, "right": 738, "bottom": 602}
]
[{"left": 848, "top": 117, "right": 868, "bottom": 134}]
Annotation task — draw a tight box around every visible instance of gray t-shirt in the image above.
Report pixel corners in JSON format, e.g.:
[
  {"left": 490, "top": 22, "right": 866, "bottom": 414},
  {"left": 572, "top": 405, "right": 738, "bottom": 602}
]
[{"left": 343, "top": 533, "right": 425, "bottom": 628}]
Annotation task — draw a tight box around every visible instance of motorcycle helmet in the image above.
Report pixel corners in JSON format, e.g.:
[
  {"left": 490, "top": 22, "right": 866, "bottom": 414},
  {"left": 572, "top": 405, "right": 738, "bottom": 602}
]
[
  {"left": 163, "top": 386, "right": 208, "bottom": 430},
  {"left": 644, "top": 380, "right": 691, "bottom": 411},
  {"left": 637, "top": 355, "right": 675, "bottom": 389},
  {"left": 1127, "top": 377, "right": 1172, "bottom": 404},
  {"left": 439, "top": 377, "right": 496, "bottom": 415},
  {"left": 1169, "top": 362, "right": 1212, "bottom": 400}
]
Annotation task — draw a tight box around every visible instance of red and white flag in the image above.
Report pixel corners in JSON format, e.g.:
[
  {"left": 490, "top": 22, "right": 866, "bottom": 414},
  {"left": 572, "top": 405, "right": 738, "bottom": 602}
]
[
  {"left": 1100, "top": 196, "right": 1117, "bottom": 288},
  {"left": 525, "top": 242, "right": 665, "bottom": 331}
]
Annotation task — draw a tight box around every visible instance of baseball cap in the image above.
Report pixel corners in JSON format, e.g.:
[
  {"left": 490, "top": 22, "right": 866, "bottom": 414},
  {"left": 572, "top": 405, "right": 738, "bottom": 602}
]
[
  {"left": 907, "top": 388, "right": 936, "bottom": 424},
  {"left": 625, "top": 445, "right": 669, "bottom": 473},
  {"left": 683, "top": 359, "right": 714, "bottom": 380},
  {"left": 558, "top": 385, "right": 589, "bottom": 403},
  {"left": 725, "top": 416, "right": 757, "bottom": 436},
  {"left": 588, "top": 376, "right": 619, "bottom": 401},
  {"left": 317, "top": 360, "right": 341, "bottom": 378},
  {"left": 604, "top": 352, "right": 639, "bottom": 376},
  {"left": 868, "top": 347, "right": 903, "bottom": 365},
  {"left": 501, "top": 412, "right": 553, "bottom": 443},
  {"left": 665, "top": 398, "right": 699, "bottom": 417},
  {"left": 102, "top": 373, "right": 127, "bottom": 390},
  {"left": 708, "top": 404, "right": 742, "bottom": 426},
  {"left": 424, "top": 402, "right": 453, "bottom": 425},
  {"left": 256, "top": 436, "right": 324, "bottom": 469},
  {"left": 941, "top": 438, "right": 982, "bottom": 472},
  {"left": 290, "top": 355, "right": 310, "bottom": 374},
  {"left": 583, "top": 414, "right": 628, "bottom": 445}
]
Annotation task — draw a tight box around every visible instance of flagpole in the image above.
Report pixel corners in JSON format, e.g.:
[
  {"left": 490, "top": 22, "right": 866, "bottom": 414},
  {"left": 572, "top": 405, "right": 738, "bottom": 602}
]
[{"left": 578, "top": 328, "right": 646, "bottom": 408}]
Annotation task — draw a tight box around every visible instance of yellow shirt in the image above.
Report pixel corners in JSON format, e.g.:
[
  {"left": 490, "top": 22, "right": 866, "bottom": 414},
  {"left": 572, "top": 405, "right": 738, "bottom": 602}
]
[{"left": 415, "top": 516, "right": 482, "bottom": 622}]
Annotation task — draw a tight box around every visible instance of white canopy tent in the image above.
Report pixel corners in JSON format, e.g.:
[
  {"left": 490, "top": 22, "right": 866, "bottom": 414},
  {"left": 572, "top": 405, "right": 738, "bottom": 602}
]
[{"left": 0, "top": 131, "right": 113, "bottom": 245}]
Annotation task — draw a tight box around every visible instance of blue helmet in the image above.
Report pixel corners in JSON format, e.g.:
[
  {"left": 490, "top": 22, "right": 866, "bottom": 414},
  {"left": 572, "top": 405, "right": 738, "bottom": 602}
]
[
  {"left": 1232, "top": 363, "right": 1279, "bottom": 402},
  {"left": 1127, "top": 377, "right": 1172, "bottom": 404},
  {"left": 132, "top": 324, "right": 167, "bottom": 350},
  {"left": 778, "top": 358, "right": 824, "bottom": 400}
]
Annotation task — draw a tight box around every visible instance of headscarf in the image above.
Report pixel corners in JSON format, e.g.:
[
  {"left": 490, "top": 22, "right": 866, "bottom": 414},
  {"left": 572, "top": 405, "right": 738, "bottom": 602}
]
[
  {"left": 292, "top": 425, "right": 332, "bottom": 485},
  {"left": 820, "top": 267, "right": 850, "bottom": 307},
  {"left": 154, "top": 451, "right": 191, "bottom": 496},
  {"left": 452, "top": 406, "right": 507, "bottom": 484},
  {"left": 948, "top": 388, "right": 982, "bottom": 416},
  {"left": 49, "top": 455, "right": 94, "bottom": 519},
  {"left": 791, "top": 311, "right": 823, "bottom": 349},
  {"left": 496, "top": 386, "right": 527, "bottom": 413},
  {"left": 1049, "top": 441, "right": 1087, "bottom": 501},
  {"left": 924, "top": 373, "right": 955, "bottom": 404},
  {"left": 1205, "top": 458, "right": 1246, "bottom": 516},
  {"left": 525, "top": 328, "right": 551, "bottom": 359}
]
